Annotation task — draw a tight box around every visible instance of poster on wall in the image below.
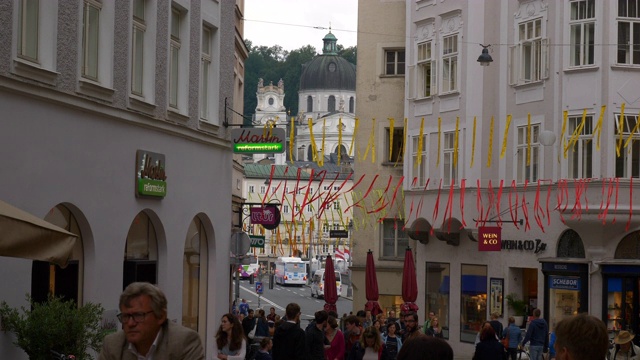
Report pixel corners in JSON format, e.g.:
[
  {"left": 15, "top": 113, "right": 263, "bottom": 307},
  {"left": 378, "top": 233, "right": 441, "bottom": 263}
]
[{"left": 490, "top": 277, "right": 504, "bottom": 316}]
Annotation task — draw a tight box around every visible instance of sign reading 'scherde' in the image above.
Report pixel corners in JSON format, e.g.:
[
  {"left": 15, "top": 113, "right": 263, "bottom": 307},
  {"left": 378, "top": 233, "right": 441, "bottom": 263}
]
[{"left": 231, "top": 128, "right": 285, "bottom": 154}]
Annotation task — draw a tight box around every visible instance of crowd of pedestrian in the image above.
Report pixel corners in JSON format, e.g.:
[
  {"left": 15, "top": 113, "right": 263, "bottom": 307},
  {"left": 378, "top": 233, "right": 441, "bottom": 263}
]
[{"left": 98, "top": 281, "right": 615, "bottom": 360}]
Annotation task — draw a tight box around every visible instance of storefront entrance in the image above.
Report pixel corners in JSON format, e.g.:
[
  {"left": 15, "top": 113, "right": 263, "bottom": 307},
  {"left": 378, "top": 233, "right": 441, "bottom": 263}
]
[
  {"left": 602, "top": 266, "right": 640, "bottom": 345},
  {"left": 541, "top": 262, "right": 589, "bottom": 330}
]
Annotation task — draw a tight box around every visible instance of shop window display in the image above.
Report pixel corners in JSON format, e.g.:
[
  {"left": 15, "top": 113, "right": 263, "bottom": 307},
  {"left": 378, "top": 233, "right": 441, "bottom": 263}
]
[
  {"left": 425, "top": 262, "right": 450, "bottom": 339},
  {"left": 460, "top": 264, "right": 487, "bottom": 343}
]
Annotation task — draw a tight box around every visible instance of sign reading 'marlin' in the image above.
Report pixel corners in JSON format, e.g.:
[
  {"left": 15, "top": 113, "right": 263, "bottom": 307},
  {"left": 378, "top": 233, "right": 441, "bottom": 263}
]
[
  {"left": 231, "top": 128, "right": 285, "bottom": 154},
  {"left": 136, "top": 150, "right": 167, "bottom": 198}
]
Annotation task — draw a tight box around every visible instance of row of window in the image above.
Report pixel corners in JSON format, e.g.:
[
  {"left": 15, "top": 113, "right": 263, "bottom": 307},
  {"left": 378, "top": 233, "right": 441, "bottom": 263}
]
[
  {"left": 306, "top": 95, "right": 355, "bottom": 114},
  {"left": 15, "top": 0, "right": 218, "bottom": 122},
  {"left": 405, "top": 114, "right": 640, "bottom": 187},
  {"left": 247, "top": 185, "right": 343, "bottom": 194},
  {"left": 407, "top": 0, "right": 640, "bottom": 99}
]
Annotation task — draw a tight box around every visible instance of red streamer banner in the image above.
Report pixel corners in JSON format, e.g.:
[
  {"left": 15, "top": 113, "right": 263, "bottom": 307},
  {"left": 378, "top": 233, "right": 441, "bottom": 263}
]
[
  {"left": 476, "top": 179, "right": 484, "bottom": 227},
  {"left": 433, "top": 179, "right": 443, "bottom": 225},
  {"left": 521, "top": 180, "right": 530, "bottom": 231},
  {"left": 496, "top": 180, "right": 504, "bottom": 226},
  {"left": 509, "top": 180, "right": 520, "bottom": 229},
  {"left": 459, "top": 179, "right": 467, "bottom": 228}
]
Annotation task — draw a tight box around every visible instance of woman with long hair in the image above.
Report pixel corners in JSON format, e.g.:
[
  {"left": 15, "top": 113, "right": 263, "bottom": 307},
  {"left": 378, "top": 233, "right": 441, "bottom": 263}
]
[
  {"left": 215, "top": 313, "right": 247, "bottom": 360},
  {"left": 381, "top": 322, "right": 402, "bottom": 360},
  {"left": 254, "top": 308, "right": 270, "bottom": 339},
  {"left": 325, "top": 315, "right": 345, "bottom": 360},
  {"left": 424, "top": 317, "right": 444, "bottom": 338},
  {"left": 349, "top": 326, "right": 389, "bottom": 360}
]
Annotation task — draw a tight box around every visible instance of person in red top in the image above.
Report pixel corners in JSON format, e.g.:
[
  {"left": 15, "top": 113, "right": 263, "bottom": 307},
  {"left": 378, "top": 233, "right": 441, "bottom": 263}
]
[{"left": 325, "top": 316, "right": 345, "bottom": 360}]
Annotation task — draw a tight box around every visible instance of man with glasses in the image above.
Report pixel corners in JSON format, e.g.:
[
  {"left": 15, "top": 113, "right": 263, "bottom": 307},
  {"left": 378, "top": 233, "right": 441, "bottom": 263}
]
[
  {"left": 402, "top": 312, "right": 421, "bottom": 342},
  {"left": 99, "top": 282, "right": 204, "bottom": 360}
]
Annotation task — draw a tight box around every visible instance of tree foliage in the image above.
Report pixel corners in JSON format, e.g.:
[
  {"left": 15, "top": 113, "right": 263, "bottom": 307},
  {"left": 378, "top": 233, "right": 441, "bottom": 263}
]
[
  {"left": 0, "top": 295, "right": 107, "bottom": 360},
  {"left": 242, "top": 40, "right": 356, "bottom": 124}
]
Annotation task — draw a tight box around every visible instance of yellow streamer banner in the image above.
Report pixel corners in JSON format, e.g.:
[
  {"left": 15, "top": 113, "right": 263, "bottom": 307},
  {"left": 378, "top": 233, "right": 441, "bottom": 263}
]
[
  {"left": 500, "top": 115, "right": 512, "bottom": 159},
  {"left": 617, "top": 103, "right": 626, "bottom": 157},
  {"left": 454, "top": 117, "right": 459, "bottom": 166},
  {"left": 526, "top": 113, "right": 531, "bottom": 166},
  {"left": 559, "top": 111, "right": 568, "bottom": 162},
  {"left": 320, "top": 119, "right": 326, "bottom": 166},
  {"left": 487, "top": 116, "right": 494, "bottom": 167},
  {"left": 388, "top": 118, "right": 395, "bottom": 161},
  {"left": 308, "top": 118, "right": 319, "bottom": 163},
  {"left": 471, "top": 116, "right": 476, "bottom": 168},
  {"left": 564, "top": 109, "right": 586, "bottom": 158},
  {"left": 350, "top": 118, "right": 359, "bottom": 157},
  {"left": 437, "top": 117, "right": 442, "bottom": 166},
  {"left": 289, "top": 116, "right": 295, "bottom": 162},
  {"left": 400, "top": 118, "right": 408, "bottom": 167},
  {"left": 338, "top": 118, "right": 343, "bottom": 164},
  {"left": 594, "top": 105, "right": 606, "bottom": 151},
  {"left": 624, "top": 110, "right": 640, "bottom": 150},
  {"left": 414, "top": 118, "right": 424, "bottom": 169}
]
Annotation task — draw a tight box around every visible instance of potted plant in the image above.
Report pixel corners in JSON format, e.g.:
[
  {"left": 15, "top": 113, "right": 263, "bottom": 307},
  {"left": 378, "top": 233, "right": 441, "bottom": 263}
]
[
  {"left": 0, "top": 294, "right": 106, "bottom": 359},
  {"left": 506, "top": 293, "right": 527, "bottom": 326}
]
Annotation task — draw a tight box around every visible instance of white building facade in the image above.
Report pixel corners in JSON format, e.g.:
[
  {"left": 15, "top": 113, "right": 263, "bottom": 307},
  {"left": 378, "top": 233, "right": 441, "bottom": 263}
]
[
  {"left": 0, "top": 0, "right": 236, "bottom": 357},
  {"left": 403, "top": 0, "right": 640, "bottom": 356}
]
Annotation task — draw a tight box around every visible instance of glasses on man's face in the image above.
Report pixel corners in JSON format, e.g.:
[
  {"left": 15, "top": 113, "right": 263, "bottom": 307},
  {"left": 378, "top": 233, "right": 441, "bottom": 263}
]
[{"left": 117, "top": 310, "right": 154, "bottom": 323}]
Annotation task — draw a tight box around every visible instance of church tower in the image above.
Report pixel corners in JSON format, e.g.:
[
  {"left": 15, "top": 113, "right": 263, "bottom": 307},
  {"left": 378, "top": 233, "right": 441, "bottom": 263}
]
[{"left": 253, "top": 78, "right": 288, "bottom": 163}]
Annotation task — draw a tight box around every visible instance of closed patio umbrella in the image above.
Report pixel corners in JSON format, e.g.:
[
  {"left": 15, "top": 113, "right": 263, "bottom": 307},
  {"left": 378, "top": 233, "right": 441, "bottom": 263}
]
[
  {"left": 401, "top": 247, "right": 419, "bottom": 314},
  {"left": 364, "top": 250, "right": 383, "bottom": 316},
  {"left": 0, "top": 199, "right": 77, "bottom": 267},
  {"left": 323, "top": 255, "right": 338, "bottom": 312}
]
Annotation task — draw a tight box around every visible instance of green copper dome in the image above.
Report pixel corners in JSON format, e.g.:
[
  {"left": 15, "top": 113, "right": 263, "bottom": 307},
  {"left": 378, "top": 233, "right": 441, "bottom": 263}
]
[{"left": 300, "top": 32, "right": 356, "bottom": 91}]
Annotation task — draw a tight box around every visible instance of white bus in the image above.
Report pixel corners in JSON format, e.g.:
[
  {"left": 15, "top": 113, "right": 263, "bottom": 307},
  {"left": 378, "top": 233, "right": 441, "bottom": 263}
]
[{"left": 274, "top": 256, "right": 307, "bottom": 286}]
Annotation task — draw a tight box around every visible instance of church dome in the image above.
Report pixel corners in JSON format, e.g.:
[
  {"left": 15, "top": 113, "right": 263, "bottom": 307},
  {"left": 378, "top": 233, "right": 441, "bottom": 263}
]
[{"left": 299, "top": 32, "right": 356, "bottom": 91}]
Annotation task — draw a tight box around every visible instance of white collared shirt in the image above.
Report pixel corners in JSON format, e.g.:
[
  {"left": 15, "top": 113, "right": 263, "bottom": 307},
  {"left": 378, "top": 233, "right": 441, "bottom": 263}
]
[{"left": 128, "top": 328, "right": 163, "bottom": 360}]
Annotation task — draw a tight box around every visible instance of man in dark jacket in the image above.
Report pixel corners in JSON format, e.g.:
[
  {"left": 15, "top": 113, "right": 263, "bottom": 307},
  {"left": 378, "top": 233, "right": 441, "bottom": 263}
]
[
  {"left": 521, "top": 308, "right": 548, "bottom": 360},
  {"left": 306, "top": 310, "right": 329, "bottom": 360},
  {"left": 272, "top": 303, "right": 306, "bottom": 360},
  {"left": 242, "top": 309, "right": 256, "bottom": 338}
]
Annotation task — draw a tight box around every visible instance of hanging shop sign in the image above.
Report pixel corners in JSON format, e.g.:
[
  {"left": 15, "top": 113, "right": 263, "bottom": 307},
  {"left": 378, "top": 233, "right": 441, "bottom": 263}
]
[
  {"left": 135, "top": 150, "right": 167, "bottom": 198},
  {"left": 478, "top": 226, "right": 501, "bottom": 251},
  {"left": 231, "top": 128, "right": 285, "bottom": 154},
  {"left": 250, "top": 205, "right": 281, "bottom": 230}
]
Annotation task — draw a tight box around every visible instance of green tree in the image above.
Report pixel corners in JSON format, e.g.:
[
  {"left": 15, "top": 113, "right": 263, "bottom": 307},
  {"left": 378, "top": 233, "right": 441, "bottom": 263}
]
[{"left": 338, "top": 45, "right": 357, "bottom": 65}]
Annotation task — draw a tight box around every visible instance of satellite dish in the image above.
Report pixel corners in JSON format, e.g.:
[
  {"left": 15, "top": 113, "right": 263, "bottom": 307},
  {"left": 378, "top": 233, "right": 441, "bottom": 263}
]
[{"left": 230, "top": 231, "right": 250, "bottom": 259}]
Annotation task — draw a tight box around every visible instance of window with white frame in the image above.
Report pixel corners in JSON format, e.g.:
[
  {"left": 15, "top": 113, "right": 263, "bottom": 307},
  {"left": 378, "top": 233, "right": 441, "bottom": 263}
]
[
  {"left": 615, "top": 113, "right": 640, "bottom": 178},
  {"left": 617, "top": 0, "right": 640, "bottom": 64},
  {"left": 307, "top": 204, "right": 312, "bottom": 212},
  {"left": 200, "top": 26, "right": 212, "bottom": 120},
  {"left": 283, "top": 205, "right": 289, "bottom": 214},
  {"left": 131, "top": 0, "right": 146, "bottom": 95},
  {"left": 169, "top": 7, "right": 181, "bottom": 109},
  {"left": 260, "top": 186, "right": 265, "bottom": 194},
  {"left": 248, "top": 185, "right": 254, "bottom": 193},
  {"left": 381, "top": 219, "right": 408, "bottom": 259},
  {"left": 81, "top": 0, "right": 100, "bottom": 80},
  {"left": 322, "top": 222, "right": 329, "bottom": 234},
  {"left": 17, "top": 0, "right": 39, "bottom": 62},
  {"left": 411, "top": 134, "right": 427, "bottom": 188},
  {"left": 516, "top": 124, "right": 540, "bottom": 183},
  {"left": 566, "top": 115, "right": 593, "bottom": 179},
  {"left": 443, "top": 132, "right": 458, "bottom": 185},
  {"left": 569, "top": 0, "right": 595, "bottom": 67},
  {"left": 509, "top": 18, "right": 549, "bottom": 85},
  {"left": 441, "top": 34, "right": 458, "bottom": 93},
  {"left": 294, "top": 204, "right": 301, "bottom": 212},
  {"left": 384, "top": 49, "right": 405, "bottom": 75},
  {"left": 417, "top": 41, "right": 436, "bottom": 98},
  {"left": 333, "top": 201, "right": 340, "bottom": 210}
]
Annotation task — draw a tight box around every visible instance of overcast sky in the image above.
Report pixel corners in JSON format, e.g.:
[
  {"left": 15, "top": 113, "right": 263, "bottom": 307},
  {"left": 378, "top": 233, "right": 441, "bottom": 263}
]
[{"left": 244, "top": 0, "right": 358, "bottom": 52}]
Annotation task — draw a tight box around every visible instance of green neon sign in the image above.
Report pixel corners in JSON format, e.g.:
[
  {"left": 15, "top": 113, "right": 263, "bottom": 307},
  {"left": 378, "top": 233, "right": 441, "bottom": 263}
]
[{"left": 234, "top": 143, "right": 283, "bottom": 153}]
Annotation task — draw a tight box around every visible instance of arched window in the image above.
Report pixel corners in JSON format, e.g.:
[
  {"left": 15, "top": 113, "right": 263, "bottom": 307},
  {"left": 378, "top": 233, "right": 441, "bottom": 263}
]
[
  {"left": 307, "top": 96, "right": 313, "bottom": 112},
  {"left": 556, "top": 229, "right": 585, "bottom": 258},
  {"left": 349, "top": 97, "right": 354, "bottom": 113},
  {"left": 328, "top": 95, "right": 336, "bottom": 112},
  {"left": 33, "top": 204, "right": 85, "bottom": 304},
  {"left": 123, "top": 211, "right": 159, "bottom": 288},
  {"left": 615, "top": 231, "right": 640, "bottom": 259},
  {"left": 182, "top": 216, "right": 208, "bottom": 335},
  {"left": 307, "top": 146, "right": 314, "bottom": 161}
]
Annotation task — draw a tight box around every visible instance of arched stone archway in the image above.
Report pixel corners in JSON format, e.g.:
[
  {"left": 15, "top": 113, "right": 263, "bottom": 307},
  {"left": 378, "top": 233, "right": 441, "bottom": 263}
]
[
  {"left": 123, "top": 210, "right": 161, "bottom": 289},
  {"left": 557, "top": 229, "right": 585, "bottom": 258},
  {"left": 182, "top": 214, "right": 211, "bottom": 336}
]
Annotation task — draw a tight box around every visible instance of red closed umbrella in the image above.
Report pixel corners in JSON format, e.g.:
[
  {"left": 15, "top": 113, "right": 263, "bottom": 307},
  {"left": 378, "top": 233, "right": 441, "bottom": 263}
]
[
  {"left": 401, "top": 247, "right": 419, "bottom": 314},
  {"left": 323, "top": 255, "right": 338, "bottom": 312},
  {"left": 364, "top": 250, "right": 383, "bottom": 316}
]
